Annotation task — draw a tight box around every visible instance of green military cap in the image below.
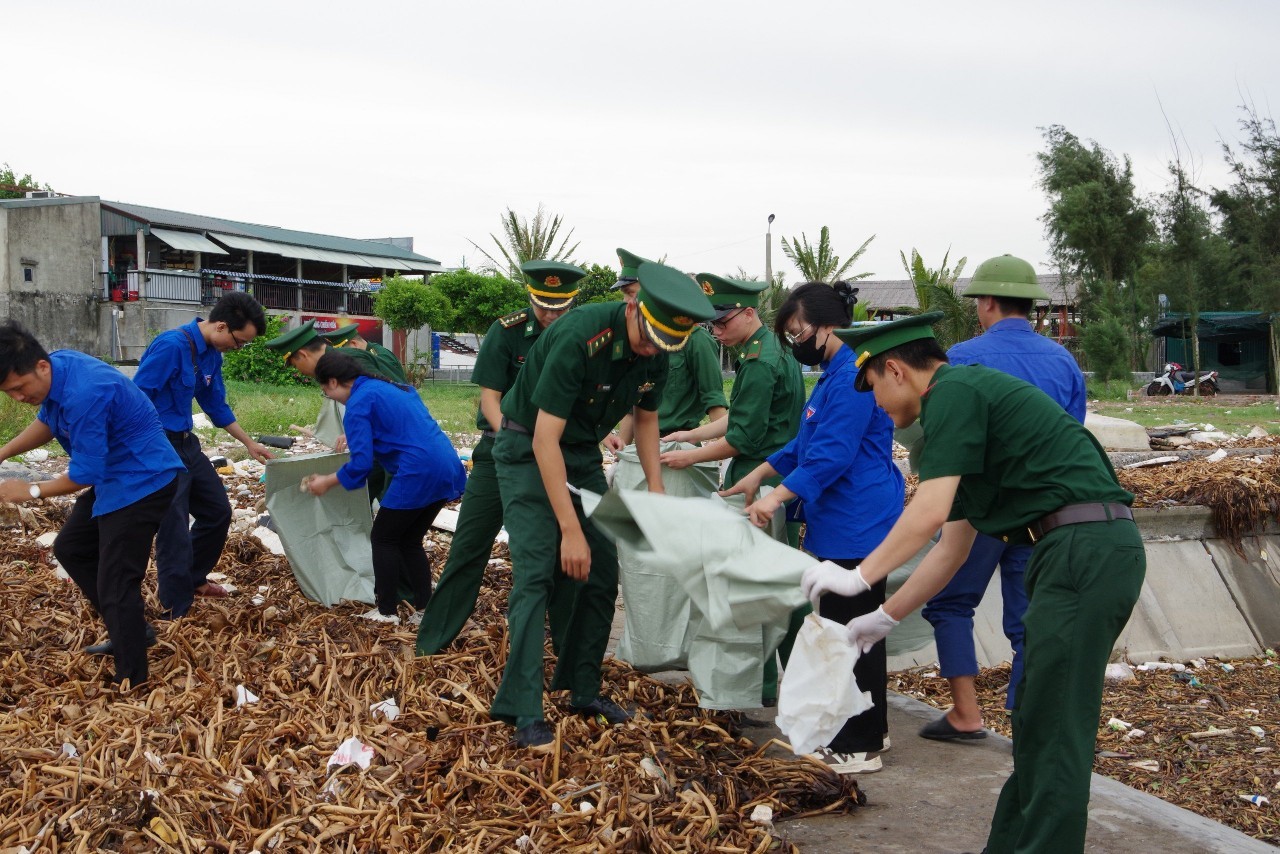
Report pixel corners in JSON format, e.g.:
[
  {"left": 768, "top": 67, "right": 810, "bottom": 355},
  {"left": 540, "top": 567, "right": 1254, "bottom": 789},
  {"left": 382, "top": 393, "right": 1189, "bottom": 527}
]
[
  {"left": 613, "top": 247, "right": 650, "bottom": 290},
  {"left": 696, "top": 272, "right": 767, "bottom": 319},
  {"left": 962, "top": 254, "right": 1050, "bottom": 300},
  {"left": 635, "top": 261, "right": 715, "bottom": 352},
  {"left": 263, "top": 319, "right": 320, "bottom": 363},
  {"left": 834, "top": 311, "right": 944, "bottom": 391},
  {"left": 319, "top": 323, "right": 361, "bottom": 347},
  {"left": 520, "top": 260, "right": 586, "bottom": 310}
]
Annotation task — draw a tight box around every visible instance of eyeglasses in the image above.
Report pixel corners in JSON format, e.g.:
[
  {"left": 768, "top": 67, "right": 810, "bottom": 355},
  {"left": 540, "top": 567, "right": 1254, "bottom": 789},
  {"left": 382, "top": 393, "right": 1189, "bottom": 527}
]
[
  {"left": 711, "top": 308, "right": 746, "bottom": 330},
  {"left": 228, "top": 329, "right": 254, "bottom": 349},
  {"left": 785, "top": 322, "right": 816, "bottom": 347}
]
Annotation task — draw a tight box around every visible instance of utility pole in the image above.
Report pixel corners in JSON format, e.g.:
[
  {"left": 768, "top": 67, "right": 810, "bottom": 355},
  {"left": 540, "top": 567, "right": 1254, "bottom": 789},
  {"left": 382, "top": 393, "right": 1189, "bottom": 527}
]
[{"left": 765, "top": 214, "right": 775, "bottom": 285}]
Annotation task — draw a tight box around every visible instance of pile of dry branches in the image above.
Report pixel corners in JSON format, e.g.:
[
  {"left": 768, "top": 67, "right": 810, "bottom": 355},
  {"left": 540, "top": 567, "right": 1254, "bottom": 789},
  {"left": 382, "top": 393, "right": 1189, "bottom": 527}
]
[
  {"left": 1119, "top": 453, "right": 1280, "bottom": 546},
  {"left": 894, "top": 658, "right": 1280, "bottom": 845},
  {"left": 0, "top": 524, "right": 861, "bottom": 852}
]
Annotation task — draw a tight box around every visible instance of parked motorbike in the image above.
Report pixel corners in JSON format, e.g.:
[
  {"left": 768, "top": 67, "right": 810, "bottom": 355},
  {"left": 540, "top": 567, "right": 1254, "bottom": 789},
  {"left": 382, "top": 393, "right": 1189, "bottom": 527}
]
[{"left": 1145, "top": 362, "right": 1221, "bottom": 396}]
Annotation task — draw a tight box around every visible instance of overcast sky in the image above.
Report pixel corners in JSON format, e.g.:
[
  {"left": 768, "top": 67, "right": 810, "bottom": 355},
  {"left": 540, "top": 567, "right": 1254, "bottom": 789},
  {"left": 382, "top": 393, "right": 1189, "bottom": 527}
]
[{"left": 9, "top": 1, "right": 1278, "bottom": 283}]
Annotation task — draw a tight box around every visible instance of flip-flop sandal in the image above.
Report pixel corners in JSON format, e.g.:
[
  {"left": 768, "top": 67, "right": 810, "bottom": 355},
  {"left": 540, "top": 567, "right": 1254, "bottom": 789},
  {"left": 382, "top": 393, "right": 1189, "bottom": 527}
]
[
  {"left": 196, "top": 582, "right": 230, "bottom": 598},
  {"left": 919, "top": 716, "right": 987, "bottom": 741}
]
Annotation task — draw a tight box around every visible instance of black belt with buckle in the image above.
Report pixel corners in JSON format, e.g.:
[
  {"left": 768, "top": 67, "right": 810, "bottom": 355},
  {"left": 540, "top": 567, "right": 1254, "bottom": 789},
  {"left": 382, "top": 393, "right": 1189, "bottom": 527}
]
[
  {"left": 1027, "top": 502, "right": 1134, "bottom": 543},
  {"left": 165, "top": 429, "right": 191, "bottom": 441},
  {"left": 481, "top": 429, "right": 498, "bottom": 439},
  {"left": 501, "top": 417, "right": 531, "bottom": 436}
]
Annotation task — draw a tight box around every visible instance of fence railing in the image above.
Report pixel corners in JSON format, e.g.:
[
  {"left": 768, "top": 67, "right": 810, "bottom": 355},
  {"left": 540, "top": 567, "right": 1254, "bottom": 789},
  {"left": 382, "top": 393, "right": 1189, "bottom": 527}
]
[{"left": 122, "top": 268, "right": 379, "bottom": 315}]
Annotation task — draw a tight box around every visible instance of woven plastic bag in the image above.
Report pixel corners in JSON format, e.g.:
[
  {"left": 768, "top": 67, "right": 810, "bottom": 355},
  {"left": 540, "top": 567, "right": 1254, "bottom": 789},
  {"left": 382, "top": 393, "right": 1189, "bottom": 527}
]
[{"left": 776, "top": 612, "right": 874, "bottom": 754}]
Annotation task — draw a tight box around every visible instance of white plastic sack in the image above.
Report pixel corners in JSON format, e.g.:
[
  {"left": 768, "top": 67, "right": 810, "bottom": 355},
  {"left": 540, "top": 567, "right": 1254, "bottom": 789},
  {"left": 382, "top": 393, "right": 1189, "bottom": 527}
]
[{"left": 776, "top": 613, "right": 874, "bottom": 755}]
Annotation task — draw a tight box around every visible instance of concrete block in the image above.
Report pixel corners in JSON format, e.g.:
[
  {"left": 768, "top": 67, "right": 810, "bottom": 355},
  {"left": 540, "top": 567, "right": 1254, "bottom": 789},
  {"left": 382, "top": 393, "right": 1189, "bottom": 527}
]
[
  {"left": 1086, "top": 413, "right": 1151, "bottom": 451},
  {"left": 1203, "top": 534, "right": 1280, "bottom": 650},
  {"left": 1115, "top": 540, "right": 1259, "bottom": 661}
]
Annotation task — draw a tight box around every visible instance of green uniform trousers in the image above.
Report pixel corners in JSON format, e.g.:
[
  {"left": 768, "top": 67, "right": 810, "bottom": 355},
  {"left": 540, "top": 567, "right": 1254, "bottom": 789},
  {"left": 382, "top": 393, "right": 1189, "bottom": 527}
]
[
  {"left": 416, "top": 436, "right": 502, "bottom": 655},
  {"left": 722, "top": 459, "right": 807, "bottom": 702},
  {"left": 986, "top": 518, "right": 1145, "bottom": 854},
  {"left": 490, "top": 433, "right": 618, "bottom": 725}
]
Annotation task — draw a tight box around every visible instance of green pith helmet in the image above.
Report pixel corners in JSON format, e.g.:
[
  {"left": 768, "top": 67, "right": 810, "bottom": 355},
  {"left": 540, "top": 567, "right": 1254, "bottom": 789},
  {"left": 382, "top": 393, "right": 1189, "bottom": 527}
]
[{"left": 962, "top": 254, "right": 1050, "bottom": 300}]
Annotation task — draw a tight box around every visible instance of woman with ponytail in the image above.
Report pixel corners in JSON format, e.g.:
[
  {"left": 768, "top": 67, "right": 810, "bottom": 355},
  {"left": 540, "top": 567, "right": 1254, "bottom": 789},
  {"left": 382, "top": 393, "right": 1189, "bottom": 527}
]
[
  {"left": 302, "top": 351, "right": 466, "bottom": 617},
  {"left": 722, "top": 280, "right": 903, "bottom": 775}
]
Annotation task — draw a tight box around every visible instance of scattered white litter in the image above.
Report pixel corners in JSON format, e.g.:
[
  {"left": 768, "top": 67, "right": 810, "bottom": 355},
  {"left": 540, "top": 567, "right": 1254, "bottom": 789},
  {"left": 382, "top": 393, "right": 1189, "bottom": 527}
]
[
  {"left": 235, "top": 685, "right": 259, "bottom": 707},
  {"left": 251, "top": 526, "right": 285, "bottom": 555},
  {"left": 250, "top": 594, "right": 266, "bottom": 606},
  {"left": 35, "top": 532, "right": 57, "bottom": 548},
  {"left": 579, "top": 801, "right": 595, "bottom": 814},
  {"left": 326, "top": 736, "right": 374, "bottom": 770},
  {"left": 207, "top": 572, "right": 230, "bottom": 583},
  {"left": 1104, "top": 663, "right": 1135, "bottom": 682},
  {"left": 369, "top": 697, "right": 400, "bottom": 722},
  {"left": 1206, "top": 449, "right": 1229, "bottom": 463},
  {"left": 1122, "top": 728, "right": 1146, "bottom": 742},
  {"left": 61, "top": 742, "right": 78, "bottom": 758},
  {"left": 23, "top": 449, "right": 48, "bottom": 463},
  {"left": 1248, "top": 425, "right": 1270, "bottom": 439},
  {"left": 749, "top": 804, "right": 774, "bottom": 825},
  {"left": 192, "top": 413, "right": 214, "bottom": 430},
  {"left": 1106, "top": 717, "right": 1132, "bottom": 731},
  {"left": 432, "top": 507, "right": 460, "bottom": 532},
  {"left": 1123, "top": 456, "right": 1180, "bottom": 469},
  {"left": 496, "top": 527, "right": 509, "bottom": 544},
  {"left": 1128, "top": 759, "right": 1161, "bottom": 772},
  {"left": 1137, "top": 662, "right": 1185, "bottom": 672}
]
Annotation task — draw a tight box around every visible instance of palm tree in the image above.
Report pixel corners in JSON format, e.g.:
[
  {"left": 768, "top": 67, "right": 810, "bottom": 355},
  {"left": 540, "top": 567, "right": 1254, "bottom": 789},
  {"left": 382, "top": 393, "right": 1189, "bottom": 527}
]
[
  {"left": 781, "top": 226, "right": 875, "bottom": 283},
  {"left": 900, "top": 248, "right": 977, "bottom": 348},
  {"left": 469, "top": 205, "right": 580, "bottom": 280}
]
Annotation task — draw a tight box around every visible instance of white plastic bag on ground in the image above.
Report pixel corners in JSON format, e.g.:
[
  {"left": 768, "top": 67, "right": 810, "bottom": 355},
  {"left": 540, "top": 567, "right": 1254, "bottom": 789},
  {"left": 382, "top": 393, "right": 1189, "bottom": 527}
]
[{"left": 776, "top": 612, "right": 874, "bottom": 754}]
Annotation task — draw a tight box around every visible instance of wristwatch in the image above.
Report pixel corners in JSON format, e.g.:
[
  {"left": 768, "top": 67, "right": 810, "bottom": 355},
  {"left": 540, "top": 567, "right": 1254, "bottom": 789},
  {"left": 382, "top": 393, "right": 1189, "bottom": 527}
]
[{"left": 28, "top": 483, "right": 41, "bottom": 499}]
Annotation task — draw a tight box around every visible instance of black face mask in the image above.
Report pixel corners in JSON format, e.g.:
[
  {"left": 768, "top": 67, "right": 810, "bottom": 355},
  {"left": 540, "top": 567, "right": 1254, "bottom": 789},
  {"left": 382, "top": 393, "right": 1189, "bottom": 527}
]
[{"left": 790, "top": 331, "right": 827, "bottom": 366}]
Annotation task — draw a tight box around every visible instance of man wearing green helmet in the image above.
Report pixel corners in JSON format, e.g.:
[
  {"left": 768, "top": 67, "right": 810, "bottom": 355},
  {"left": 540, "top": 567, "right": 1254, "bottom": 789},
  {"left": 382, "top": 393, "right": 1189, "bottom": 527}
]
[
  {"left": 802, "top": 310, "right": 1143, "bottom": 853},
  {"left": 918, "top": 256, "right": 1087, "bottom": 743}
]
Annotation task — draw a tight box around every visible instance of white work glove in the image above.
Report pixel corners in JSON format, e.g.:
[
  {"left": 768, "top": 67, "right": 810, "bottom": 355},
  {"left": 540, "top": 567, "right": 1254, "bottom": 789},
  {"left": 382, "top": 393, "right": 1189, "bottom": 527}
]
[
  {"left": 845, "top": 606, "right": 899, "bottom": 654},
  {"left": 800, "top": 560, "right": 871, "bottom": 608}
]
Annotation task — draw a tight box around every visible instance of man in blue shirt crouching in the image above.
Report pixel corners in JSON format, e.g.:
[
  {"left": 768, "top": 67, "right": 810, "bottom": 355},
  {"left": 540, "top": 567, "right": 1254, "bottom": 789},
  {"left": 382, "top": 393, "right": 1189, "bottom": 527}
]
[{"left": 0, "top": 321, "right": 184, "bottom": 687}]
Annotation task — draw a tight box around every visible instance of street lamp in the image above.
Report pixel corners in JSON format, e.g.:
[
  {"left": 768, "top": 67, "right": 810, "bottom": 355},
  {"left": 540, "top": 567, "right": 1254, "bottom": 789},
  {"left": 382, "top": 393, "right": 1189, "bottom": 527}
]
[{"left": 765, "top": 214, "right": 775, "bottom": 286}]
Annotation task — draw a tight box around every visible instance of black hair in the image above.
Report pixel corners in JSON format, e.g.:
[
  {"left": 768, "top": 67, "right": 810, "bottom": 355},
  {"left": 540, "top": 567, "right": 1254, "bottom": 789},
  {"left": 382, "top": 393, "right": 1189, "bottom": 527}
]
[
  {"left": 774, "top": 280, "right": 858, "bottom": 345},
  {"left": 0, "top": 320, "right": 50, "bottom": 380},
  {"left": 209, "top": 291, "right": 267, "bottom": 335},
  {"left": 861, "top": 337, "right": 949, "bottom": 380},
  {"left": 314, "top": 350, "right": 403, "bottom": 389},
  {"left": 991, "top": 295, "right": 1034, "bottom": 317},
  {"left": 298, "top": 338, "right": 327, "bottom": 355}
]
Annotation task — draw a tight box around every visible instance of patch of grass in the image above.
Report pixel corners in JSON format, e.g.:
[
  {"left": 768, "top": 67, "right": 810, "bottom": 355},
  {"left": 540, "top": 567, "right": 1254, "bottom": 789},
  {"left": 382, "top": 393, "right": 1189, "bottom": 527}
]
[
  {"left": 1086, "top": 379, "right": 1137, "bottom": 402},
  {"left": 1093, "top": 398, "right": 1280, "bottom": 434},
  {"left": 225, "top": 380, "right": 483, "bottom": 438}
]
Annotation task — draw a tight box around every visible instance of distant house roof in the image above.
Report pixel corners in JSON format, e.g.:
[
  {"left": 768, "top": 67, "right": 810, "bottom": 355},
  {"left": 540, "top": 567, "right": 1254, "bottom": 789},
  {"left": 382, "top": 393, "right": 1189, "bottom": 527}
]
[
  {"left": 100, "top": 200, "right": 442, "bottom": 273},
  {"left": 854, "top": 273, "right": 1080, "bottom": 313}
]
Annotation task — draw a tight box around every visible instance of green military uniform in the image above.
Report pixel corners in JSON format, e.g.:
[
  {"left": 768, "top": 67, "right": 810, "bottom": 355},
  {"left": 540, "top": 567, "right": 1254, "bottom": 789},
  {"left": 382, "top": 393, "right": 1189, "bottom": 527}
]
[
  {"left": 490, "top": 263, "right": 712, "bottom": 730},
  {"left": 698, "top": 273, "right": 806, "bottom": 702},
  {"left": 657, "top": 325, "right": 726, "bottom": 434},
  {"left": 319, "top": 324, "right": 410, "bottom": 384},
  {"left": 839, "top": 315, "right": 1146, "bottom": 854},
  {"left": 266, "top": 319, "right": 394, "bottom": 498},
  {"left": 416, "top": 260, "right": 585, "bottom": 656},
  {"left": 696, "top": 273, "right": 804, "bottom": 489}
]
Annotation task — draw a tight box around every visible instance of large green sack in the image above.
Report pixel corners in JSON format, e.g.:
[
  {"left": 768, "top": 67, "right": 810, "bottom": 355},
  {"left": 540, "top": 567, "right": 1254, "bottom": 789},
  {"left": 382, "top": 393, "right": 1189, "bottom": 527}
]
[
  {"left": 264, "top": 451, "right": 375, "bottom": 606},
  {"left": 584, "top": 485, "right": 809, "bottom": 709}
]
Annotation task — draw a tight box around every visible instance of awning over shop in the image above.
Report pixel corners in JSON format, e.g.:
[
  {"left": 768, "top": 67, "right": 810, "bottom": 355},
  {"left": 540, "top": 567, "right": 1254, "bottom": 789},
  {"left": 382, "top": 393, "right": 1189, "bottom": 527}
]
[
  {"left": 151, "top": 227, "right": 227, "bottom": 254},
  {"left": 208, "top": 233, "right": 429, "bottom": 271}
]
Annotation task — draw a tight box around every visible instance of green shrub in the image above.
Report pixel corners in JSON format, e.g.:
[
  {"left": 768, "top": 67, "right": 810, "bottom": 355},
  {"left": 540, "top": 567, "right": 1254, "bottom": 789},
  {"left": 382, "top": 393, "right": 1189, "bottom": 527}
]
[
  {"left": 222, "top": 314, "right": 303, "bottom": 386},
  {"left": 1080, "top": 311, "right": 1131, "bottom": 382}
]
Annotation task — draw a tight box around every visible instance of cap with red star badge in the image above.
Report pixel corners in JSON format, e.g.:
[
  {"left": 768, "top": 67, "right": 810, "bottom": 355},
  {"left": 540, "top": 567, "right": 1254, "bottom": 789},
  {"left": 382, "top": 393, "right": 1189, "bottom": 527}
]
[
  {"left": 696, "top": 272, "right": 767, "bottom": 320},
  {"left": 520, "top": 260, "right": 586, "bottom": 310},
  {"left": 633, "top": 261, "right": 715, "bottom": 352}
]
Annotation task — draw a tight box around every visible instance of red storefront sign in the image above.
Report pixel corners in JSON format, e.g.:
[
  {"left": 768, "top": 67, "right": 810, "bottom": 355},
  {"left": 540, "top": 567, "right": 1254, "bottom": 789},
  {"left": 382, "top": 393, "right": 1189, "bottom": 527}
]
[{"left": 302, "top": 315, "right": 384, "bottom": 346}]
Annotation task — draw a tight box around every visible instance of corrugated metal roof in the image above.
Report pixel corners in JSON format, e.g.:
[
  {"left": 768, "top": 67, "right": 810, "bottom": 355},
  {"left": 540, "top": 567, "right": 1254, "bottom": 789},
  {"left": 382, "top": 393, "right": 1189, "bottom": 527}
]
[
  {"left": 100, "top": 200, "right": 442, "bottom": 272},
  {"left": 854, "top": 274, "right": 1079, "bottom": 312},
  {"left": 151, "top": 227, "right": 227, "bottom": 255}
]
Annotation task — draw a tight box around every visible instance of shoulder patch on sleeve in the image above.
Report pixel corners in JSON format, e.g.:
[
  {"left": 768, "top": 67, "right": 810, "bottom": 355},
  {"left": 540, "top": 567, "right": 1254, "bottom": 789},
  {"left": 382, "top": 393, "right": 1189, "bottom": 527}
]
[
  {"left": 586, "top": 328, "right": 614, "bottom": 357},
  {"left": 499, "top": 309, "right": 529, "bottom": 328},
  {"left": 740, "top": 338, "right": 764, "bottom": 360}
]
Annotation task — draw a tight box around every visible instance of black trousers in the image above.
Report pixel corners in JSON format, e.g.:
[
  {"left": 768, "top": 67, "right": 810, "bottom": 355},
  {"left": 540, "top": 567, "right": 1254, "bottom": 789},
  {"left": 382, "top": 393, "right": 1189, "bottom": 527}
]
[
  {"left": 370, "top": 500, "right": 446, "bottom": 616},
  {"left": 817, "top": 556, "right": 888, "bottom": 754},
  {"left": 155, "top": 432, "right": 231, "bottom": 617},
  {"left": 54, "top": 477, "right": 177, "bottom": 686}
]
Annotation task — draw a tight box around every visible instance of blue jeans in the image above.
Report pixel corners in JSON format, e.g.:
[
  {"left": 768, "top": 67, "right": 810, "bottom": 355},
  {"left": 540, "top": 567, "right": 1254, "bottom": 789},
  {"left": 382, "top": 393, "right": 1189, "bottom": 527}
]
[
  {"left": 154, "top": 432, "right": 232, "bottom": 617},
  {"left": 922, "top": 533, "right": 1030, "bottom": 709}
]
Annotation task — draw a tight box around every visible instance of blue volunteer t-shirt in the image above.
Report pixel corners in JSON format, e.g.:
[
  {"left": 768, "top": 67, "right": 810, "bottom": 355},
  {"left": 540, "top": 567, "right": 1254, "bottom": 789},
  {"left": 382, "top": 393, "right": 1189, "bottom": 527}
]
[{"left": 947, "top": 318, "right": 1086, "bottom": 423}]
